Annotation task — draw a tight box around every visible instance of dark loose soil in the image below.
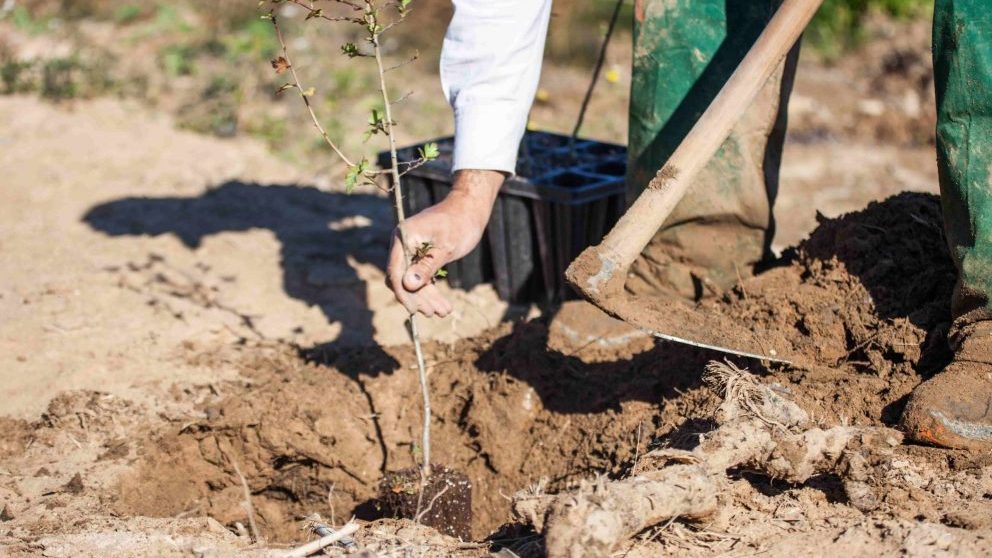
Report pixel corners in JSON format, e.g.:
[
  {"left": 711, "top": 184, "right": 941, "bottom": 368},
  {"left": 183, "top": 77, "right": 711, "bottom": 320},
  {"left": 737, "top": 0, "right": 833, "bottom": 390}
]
[{"left": 378, "top": 465, "right": 473, "bottom": 540}]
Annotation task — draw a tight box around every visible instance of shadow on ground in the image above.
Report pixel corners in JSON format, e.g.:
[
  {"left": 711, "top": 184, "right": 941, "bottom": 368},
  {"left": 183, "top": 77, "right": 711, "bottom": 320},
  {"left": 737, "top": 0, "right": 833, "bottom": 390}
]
[
  {"left": 83, "top": 180, "right": 401, "bottom": 370},
  {"left": 476, "top": 319, "right": 731, "bottom": 415}
]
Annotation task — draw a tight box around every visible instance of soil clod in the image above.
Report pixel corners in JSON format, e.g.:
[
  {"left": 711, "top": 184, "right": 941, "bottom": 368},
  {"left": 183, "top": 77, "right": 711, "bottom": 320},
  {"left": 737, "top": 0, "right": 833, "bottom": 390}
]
[{"left": 63, "top": 473, "right": 85, "bottom": 495}]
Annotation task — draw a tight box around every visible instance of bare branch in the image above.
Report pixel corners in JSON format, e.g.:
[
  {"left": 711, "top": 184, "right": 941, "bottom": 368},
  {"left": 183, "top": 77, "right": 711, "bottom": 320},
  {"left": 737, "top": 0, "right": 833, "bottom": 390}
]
[
  {"left": 286, "top": 0, "right": 364, "bottom": 14},
  {"left": 391, "top": 90, "right": 414, "bottom": 105},
  {"left": 398, "top": 157, "right": 429, "bottom": 177},
  {"left": 384, "top": 51, "right": 420, "bottom": 73},
  {"left": 331, "top": 0, "right": 365, "bottom": 11},
  {"left": 270, "top": 13, "right": 355, "bottom": 168},
  {"left": 281, "top": 522, "right": 360, "bottom": 558}
]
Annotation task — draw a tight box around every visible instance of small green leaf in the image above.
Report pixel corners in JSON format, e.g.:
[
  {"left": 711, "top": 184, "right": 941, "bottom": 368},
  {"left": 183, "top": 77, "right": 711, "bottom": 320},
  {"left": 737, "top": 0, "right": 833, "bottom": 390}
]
[
  {"left": 365, "top": 109, "right": 386, "bottom": 140},
  {"left": 276, "top": 82, "right": 295, "bottom": 94},
  {"left": 345, "top": 158, "right": 369, "bottom": 193},
  {"left": 418, "top": 142, "right": 439, "bottom": 161},
  {"left": 435, "top": 268, "right": 447, "bottom": 279},
  {"left": 341, "top": 43, "right": 360, "bottom": 57},
  {"left": 345, "top": 168, "right": 359, "bottom": 193},
  {"left": 305, "top": 8, "right": 322, "bottom": 20}
]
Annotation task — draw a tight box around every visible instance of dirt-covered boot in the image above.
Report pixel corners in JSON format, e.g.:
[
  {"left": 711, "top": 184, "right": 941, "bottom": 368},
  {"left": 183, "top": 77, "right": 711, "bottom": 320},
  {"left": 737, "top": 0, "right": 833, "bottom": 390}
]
[{"left": 901, "top": 326, "right": 992, "bottom": 451}]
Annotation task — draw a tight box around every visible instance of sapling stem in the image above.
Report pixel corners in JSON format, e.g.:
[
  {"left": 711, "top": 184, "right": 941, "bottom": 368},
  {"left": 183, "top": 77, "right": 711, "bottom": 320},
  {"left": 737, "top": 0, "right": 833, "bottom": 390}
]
[
  {"left": 267, "top": 0, "right": 434, "bottom": 484},
  {"left": 368, "top": 5, "right": 432, "bottom": 483}
]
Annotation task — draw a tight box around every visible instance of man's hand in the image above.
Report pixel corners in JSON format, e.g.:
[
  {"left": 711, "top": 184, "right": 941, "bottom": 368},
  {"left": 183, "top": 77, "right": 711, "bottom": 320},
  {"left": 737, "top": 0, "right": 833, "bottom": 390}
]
[{"left": 387, "top": 169, "right": 504, "bottom": 317}]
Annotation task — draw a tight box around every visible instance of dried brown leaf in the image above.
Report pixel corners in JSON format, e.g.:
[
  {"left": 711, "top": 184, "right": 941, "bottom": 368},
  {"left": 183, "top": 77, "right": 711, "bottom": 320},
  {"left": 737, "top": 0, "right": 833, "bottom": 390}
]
[{"left": 270, "top": 56, "right": 291, "bottom": 74}]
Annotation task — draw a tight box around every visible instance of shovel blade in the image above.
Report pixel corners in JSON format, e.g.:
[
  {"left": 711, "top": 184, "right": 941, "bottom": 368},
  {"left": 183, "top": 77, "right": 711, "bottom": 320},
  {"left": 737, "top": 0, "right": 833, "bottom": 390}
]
[{"left": 594, "top": 294, "right": 792, "bottom": 364}]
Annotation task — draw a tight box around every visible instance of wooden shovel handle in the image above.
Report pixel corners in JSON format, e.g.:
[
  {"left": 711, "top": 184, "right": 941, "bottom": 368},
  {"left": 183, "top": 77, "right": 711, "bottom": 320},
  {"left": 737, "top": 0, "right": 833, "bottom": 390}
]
[{"left": 567, "top": 0, "right": 823, "bottom": 299}]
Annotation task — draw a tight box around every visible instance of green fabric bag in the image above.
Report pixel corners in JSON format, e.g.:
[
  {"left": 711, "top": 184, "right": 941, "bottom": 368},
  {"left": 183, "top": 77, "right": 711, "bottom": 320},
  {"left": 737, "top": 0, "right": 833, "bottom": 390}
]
[{"left": 934, "top": 0, "right": 992, "bottom": 324}]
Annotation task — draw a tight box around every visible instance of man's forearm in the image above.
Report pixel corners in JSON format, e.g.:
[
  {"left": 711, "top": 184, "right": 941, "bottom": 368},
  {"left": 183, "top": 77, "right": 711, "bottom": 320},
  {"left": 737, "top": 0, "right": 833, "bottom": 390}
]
[{"left": 449, "top": 169, "right": 504, "bottom": 215}]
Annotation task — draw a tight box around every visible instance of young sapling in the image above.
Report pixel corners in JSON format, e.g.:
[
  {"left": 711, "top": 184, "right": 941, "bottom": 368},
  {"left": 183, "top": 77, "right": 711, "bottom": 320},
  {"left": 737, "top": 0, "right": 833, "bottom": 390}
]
[{"left": 263, "top": 0, "right": 439, "bottom": 499}]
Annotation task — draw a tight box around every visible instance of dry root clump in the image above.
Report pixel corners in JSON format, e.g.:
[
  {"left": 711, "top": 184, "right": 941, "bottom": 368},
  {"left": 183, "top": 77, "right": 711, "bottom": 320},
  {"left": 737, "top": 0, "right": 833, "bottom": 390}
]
[{"left": 512, "top": 361, "right": 903, "bottom": 558}]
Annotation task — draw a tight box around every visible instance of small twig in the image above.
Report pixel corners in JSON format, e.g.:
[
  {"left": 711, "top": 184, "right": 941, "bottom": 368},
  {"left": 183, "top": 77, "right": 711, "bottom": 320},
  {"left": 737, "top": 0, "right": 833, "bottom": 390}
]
[
  {"left": 398, "top": 157, "right": 430, "bottom": 177},
  {"left": 570, "top": 0, "right": 625, "bottom": 150},
  {"left": 633, "top": 420, "right": 644, "bottom": 469},
  {"left": 230, "top": 458, "right": 260, "bottom": 543},
  {"left": 391, "top": 90, "right": 415, "bottom": 105},
  {"left": 281, "top": 521, "right": 360, "bottom": 557},
  {"left": 304, "top": 514, "right": 357, "bottom": 550},
  {"left": 286, "top": 0, "right": 363, "bottom": 19},
  {"left": 271, "top": 13, "right": 355, "bottom": 167},
  {"left": 384, "top": 52, "right": 420, "bottom": 73},
  {"left": 733, "top": 262, "right": 750, "bottom": 304},
  {"left": 327, "top": 483, "right": 337, "bottom": 527}
]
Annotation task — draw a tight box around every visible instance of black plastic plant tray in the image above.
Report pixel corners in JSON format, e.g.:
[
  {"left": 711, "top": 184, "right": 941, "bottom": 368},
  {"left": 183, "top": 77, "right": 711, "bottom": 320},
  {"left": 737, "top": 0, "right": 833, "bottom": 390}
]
[{"left": 378, "top": 130, "right": 626, "bottom": 303}]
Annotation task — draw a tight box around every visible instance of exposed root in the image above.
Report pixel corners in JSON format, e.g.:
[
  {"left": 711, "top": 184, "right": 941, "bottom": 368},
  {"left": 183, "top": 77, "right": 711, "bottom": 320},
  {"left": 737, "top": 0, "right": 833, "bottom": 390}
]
[
  {"left": 703, "top": 360, "right": 809, "bottom": 430},
  {"left": 513, "top": 360, "right": 903, "bottom": 558}
]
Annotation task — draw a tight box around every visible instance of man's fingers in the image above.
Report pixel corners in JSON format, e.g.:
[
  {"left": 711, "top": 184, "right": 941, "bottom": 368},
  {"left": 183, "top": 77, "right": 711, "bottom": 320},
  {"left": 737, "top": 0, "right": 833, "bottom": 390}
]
[
  {"left": 387, "top": 229, "right": 452, "bottom": 318},
  {"left": 419, "top": 284, "right": 452, "bottom": 318},
  {"left": 435, "top": 296, "right": 453, "bottom": 318},
  {"left": 387, "top": 231, "right": 419, "bottom": 314}
]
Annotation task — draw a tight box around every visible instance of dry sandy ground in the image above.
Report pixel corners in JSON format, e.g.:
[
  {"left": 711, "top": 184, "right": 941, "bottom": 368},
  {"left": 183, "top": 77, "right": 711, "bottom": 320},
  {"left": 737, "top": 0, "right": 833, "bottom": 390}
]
[
  {"left": 0, "top": 95, "right": 509, "bottom": 419},
  {"left": 0, "top": 85, "right": 937, "bottom": 418}
]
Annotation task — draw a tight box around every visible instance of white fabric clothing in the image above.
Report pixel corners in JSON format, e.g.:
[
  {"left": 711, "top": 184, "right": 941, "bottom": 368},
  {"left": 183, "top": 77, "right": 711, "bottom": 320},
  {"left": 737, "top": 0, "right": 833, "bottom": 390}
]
[{"left": 439, "top": 0, "right": 552, "bottom": 174}]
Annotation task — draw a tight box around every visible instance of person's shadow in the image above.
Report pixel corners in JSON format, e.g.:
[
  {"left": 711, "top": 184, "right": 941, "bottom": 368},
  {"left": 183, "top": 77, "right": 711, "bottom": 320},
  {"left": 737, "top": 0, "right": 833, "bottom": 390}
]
[{"left": 83, "top": 180, "right": 401, "bottom": 373}]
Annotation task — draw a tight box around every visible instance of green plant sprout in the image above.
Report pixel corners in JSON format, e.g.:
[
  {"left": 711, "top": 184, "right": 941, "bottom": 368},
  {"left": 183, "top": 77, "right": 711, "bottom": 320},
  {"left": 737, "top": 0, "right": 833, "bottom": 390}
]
[
  {"left": 411, "top": 241, "right": 447, "bottom": 280},
  {"left": 262, "top": 0, "right": 439, "bottom": 495}
]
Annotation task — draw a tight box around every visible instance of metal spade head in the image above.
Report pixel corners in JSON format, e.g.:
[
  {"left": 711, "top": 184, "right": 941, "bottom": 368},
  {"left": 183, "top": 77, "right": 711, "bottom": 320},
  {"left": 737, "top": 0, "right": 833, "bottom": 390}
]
[
  {"left": 597, "top": 293, "right": 792, "bottom": 364},
  {"left": 565, "top": 247, "right": 792, "bottom": 364}
]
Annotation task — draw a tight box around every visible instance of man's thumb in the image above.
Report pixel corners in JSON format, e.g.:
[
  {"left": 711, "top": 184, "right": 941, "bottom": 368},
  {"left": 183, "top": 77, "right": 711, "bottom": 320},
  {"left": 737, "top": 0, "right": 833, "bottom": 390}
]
[{"left": 403, "top": 259, "right": 435, "bottom": 291}]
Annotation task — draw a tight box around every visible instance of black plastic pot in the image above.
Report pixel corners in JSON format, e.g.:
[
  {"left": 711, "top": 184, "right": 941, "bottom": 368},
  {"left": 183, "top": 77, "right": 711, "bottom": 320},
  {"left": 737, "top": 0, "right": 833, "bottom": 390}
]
[{"left": 378, "top": 130, "right": 626, "bottom": 304}]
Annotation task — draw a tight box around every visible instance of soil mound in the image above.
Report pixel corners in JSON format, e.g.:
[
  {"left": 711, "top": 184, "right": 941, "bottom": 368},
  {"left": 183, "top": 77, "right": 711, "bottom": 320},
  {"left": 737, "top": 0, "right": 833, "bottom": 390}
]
[
  {"left": 115, "top": 328, "right": 676, "bottom": 541},
  {"left": 717, "top": 192, "right": 955, "bottom": 423},
  {"left": 108, "top": 193, "right": 964, "bottom": 543}
]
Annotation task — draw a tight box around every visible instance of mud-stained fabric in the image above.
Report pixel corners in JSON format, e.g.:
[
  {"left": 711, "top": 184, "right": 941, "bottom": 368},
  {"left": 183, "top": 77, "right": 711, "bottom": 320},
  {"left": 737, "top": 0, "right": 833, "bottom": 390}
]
[
  {"left": 626, "top": 0, "right": 799, "bottom": 299},
  {"left": 933, "top": 0, "right": 992, "bottom": 328}
]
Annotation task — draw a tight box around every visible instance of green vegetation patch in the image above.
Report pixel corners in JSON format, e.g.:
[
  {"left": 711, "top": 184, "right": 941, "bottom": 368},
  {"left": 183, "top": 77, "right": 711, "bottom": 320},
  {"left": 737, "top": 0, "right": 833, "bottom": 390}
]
[{"left": 808, "top": 0, "right": 934, "bottom": 58}]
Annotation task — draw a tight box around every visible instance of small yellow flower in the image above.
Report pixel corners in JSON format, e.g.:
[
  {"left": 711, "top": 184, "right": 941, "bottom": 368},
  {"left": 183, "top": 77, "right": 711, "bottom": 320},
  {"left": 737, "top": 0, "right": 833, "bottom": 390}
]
[
  {"left": 535, "top": 88, "right": 551, "bottom": 102},
  {"left": 604, "top": 67, "right": 620, "bottom": 84}
]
